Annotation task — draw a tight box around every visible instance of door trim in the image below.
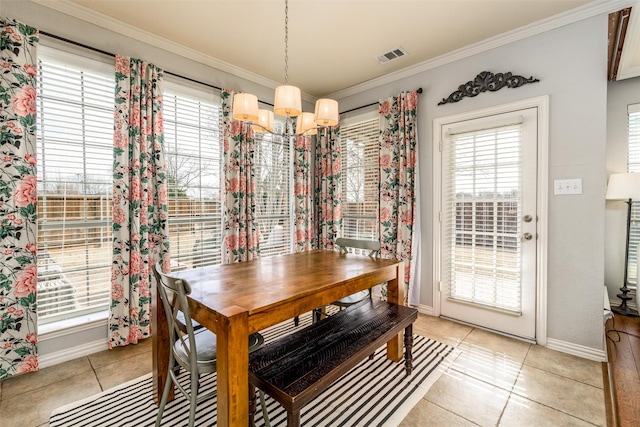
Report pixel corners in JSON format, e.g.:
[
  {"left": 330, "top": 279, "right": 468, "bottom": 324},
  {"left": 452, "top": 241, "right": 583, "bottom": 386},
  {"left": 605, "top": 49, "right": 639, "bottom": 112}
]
[{"left": 432, "top": 95, "right": 549, "bottom": 345}]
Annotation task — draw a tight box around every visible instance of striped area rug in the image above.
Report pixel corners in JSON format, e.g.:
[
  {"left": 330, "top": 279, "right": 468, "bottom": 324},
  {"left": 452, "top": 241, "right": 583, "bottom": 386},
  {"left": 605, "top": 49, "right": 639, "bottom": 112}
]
[{"left": 50, "top": 312, "right": 456, "bottom": 427}]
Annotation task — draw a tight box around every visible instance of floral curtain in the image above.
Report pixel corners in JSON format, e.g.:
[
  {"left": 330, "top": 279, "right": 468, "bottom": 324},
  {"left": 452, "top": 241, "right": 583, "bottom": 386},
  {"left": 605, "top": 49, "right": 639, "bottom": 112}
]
[
  {"left": 0, "top": 18, "right": 39, "bottom": 378},
  {"left": 293, "top": 134, "right": 315, "bottom": 252},
  {"left": 315, "top": 126, "right": 342, "bottom": 250},
  {"left": 109, "top": 55, "right": 170, "bottom": 348},
  {"left": 379, "top": 91, "right": 419, "bottom": 305},
  {"left": 221, "top": 89, "right": 260, "bottom": 263}
]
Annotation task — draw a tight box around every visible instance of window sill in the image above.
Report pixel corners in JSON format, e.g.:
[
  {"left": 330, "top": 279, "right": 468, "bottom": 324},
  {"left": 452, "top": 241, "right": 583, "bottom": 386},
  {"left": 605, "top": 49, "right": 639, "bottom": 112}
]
[{"left": 38, "top": 311, "right": 108, "bottom": 338}]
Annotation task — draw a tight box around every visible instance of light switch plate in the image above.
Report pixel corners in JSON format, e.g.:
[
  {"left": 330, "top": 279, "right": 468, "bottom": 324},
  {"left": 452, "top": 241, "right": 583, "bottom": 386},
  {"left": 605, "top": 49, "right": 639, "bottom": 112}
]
[{"left": 554, "top": 178, "right": 582, "bottom": 195}]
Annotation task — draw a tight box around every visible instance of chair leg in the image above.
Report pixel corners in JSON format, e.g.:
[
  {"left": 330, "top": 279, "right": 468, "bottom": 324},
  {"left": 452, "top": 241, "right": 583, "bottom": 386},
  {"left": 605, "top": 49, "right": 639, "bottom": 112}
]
[
  {"left": 259, "top": 390, "right": 271, "bottom": 427},
  {"left": 188, "top": 367, "right": 199, "bottom": 427},
  {"left": 294, "top": 316, "right": 299, "bottom": 326},
  {"left": 155, "top": 363, "right": 175, "bottom": 427}
]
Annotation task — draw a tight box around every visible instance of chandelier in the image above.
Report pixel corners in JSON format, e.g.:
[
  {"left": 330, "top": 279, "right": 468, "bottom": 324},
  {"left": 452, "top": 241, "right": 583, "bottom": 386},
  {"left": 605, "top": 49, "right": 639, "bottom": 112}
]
[{"left": 232, "top": 0, "right": 339, "bottom": 136}]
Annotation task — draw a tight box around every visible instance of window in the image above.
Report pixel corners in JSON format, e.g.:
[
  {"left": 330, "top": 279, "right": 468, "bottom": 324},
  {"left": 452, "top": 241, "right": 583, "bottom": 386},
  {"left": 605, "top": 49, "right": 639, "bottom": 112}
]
[
  {"left": 340, "top": 113, "right": 379, "bottom": 242},
  {"left": 628, "top": 103, "right": 640, "bottom": 284},
  {"left": 37, "top": 47, "right": 114, "bottom": 324},
  {"left": 254, "top": 122, "right": 291, "bottom": 257},
  {"left": 36, "top": 45, "right": 296, "bottom": 328},
  {"left": 163, "top": 81, "right": 222, "bottom": 269}
]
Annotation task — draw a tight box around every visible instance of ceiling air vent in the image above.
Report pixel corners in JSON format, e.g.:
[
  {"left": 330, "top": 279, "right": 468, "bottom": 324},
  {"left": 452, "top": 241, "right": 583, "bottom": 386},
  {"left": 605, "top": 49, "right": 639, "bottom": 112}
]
[{"left": 375, "top": 47, "right": 408, "bottom": 64}]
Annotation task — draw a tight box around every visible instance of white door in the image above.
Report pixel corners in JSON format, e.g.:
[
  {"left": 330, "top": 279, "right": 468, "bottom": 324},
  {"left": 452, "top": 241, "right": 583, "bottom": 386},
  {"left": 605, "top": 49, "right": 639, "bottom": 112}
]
[{"left": 438, "top": 107, "right": 538, "bottom": 340}]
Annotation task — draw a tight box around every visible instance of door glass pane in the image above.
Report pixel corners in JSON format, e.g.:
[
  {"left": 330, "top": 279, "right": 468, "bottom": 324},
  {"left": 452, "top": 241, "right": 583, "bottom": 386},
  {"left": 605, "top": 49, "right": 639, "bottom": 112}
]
[{"left": 446, "top": 125, "right": 523, "bottom": 313}]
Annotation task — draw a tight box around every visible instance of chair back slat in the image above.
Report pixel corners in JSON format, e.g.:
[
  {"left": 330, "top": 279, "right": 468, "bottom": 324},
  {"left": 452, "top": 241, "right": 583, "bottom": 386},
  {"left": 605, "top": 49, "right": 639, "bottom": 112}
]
[
  {"left": 335, "top": 237, "right": 381, "bottom": 258},
  {"left": 152, "top": 263, "right": 198, "bottom": 365}
]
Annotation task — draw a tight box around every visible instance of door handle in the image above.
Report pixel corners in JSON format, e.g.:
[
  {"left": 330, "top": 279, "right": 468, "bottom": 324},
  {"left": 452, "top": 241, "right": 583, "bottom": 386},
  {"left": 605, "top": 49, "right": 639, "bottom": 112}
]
[{"left": 523, "top": 233, "right": 533, "bottom": 241}]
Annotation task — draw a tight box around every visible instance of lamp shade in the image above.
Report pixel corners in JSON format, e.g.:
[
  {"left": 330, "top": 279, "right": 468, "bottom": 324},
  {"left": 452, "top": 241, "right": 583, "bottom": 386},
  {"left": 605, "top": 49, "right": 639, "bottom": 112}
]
[
  {"left": 232, "top": 93, "right": 259, "bottom": 122},
  {"left": 252, "top": 109, "right": 275, "bottom": 133},
  {"left": 606, "top": 173, "right": 640, "bottom": 200},
  {"left": 314, "top": 98, "right": 339, "bottom": 127},
  {"left": 274, "top": 85, "right": 302, "bottom": 117},
  {"left": 295, "top": 112, "right": 318, "bottom": 135}
]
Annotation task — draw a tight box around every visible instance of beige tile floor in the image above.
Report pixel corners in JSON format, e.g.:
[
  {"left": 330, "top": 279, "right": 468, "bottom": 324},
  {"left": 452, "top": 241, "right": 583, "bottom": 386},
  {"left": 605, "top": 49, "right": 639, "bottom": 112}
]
[{"left": 0, "top": 314, "right": 606, "bottom": 427}]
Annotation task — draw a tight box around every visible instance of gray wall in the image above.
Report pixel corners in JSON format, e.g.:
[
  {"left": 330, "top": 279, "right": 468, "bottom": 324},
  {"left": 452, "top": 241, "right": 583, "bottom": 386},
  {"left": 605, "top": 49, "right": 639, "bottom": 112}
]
[
  {"left": 338, "top": 15, "right": 609, "bottom": 351},
  {"left": 605, "top": 77, "right": 640, "bottom": 307},
  {"left": 4, "top": 1, "right": 613, "bottom": 354}
]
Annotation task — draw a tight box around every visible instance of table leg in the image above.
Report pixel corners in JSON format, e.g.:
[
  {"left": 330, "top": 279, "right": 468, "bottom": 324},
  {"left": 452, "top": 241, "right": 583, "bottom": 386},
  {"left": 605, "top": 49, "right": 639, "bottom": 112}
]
[
  {"left": 386, "top": 262, "right": 404, "bottom": 362},
  {"left": 217, "top": 309, "right": 249, "bottom": 427}
]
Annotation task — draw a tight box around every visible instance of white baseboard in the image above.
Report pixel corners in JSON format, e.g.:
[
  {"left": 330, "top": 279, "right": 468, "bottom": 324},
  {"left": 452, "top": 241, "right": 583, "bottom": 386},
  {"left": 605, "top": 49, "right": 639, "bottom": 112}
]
[
  {"left": 416, "top": 303, "right": 433, "bottom": 316},
  {"left": 39, "top": 339, "right": 109, "bottom": 369},
  {"left": 416, "top": 304, "right": 606, "bottom": 362},
  {"left": 545, "top": 337, "right": 606, "bottom": 362}
]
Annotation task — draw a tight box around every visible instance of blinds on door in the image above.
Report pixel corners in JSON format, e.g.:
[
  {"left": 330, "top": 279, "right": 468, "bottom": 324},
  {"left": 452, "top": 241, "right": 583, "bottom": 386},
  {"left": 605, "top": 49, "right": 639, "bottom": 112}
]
[{"left": 443, "top": 122, "right": 524, "bottom": 314}]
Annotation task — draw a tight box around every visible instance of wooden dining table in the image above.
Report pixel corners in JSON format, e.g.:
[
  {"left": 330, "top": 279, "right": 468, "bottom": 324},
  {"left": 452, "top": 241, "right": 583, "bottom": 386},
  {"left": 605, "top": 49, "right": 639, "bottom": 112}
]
[{"left": 151, "top": 249, "right": 403, "bottom": 427}]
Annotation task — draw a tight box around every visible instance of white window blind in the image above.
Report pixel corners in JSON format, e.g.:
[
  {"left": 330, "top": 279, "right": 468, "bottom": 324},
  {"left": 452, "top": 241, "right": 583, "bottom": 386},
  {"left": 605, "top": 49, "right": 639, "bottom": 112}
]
[
  {"left": 444, "top": 123, "right": 522, "bottom": 313},
  {"left": 163, "top": 82, "right": 222, "bottom": 269},
  {"left": 340, "top": 115, "right": 379, "bottom": 243},
  {"left": 37, "top": 48, "right": 114, "bottom": 324},
  {"left": 254, "top": 122, "right": 291, "bottom": 257},
  {"left": 628, "top": 103, "right": 640, "bottom": 284}
]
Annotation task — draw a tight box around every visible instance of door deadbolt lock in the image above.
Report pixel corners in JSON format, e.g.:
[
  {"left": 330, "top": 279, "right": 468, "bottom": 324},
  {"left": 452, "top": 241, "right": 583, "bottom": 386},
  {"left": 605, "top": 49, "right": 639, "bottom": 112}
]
[
  {"left": 523, "top": 215, "right": 533, "bottom": 223},
  {"left": 523, "top": 233, "right": 533, "bottom": 241}
]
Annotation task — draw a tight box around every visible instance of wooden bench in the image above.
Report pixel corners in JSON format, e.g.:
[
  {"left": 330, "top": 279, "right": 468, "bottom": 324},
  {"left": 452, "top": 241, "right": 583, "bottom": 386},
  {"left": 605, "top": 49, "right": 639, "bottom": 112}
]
[{"left": 248, "top": 299, "right": 418, "bottom": 427}]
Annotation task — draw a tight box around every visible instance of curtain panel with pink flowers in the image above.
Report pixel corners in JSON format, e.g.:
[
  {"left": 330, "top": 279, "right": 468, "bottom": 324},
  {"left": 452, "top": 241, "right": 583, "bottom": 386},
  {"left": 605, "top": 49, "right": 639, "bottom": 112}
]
[
  {"left": 314, "top": 126, "right": 342, "bottom": 250},
  {"left": 109, "top": 55, "right": 170, "bottom": 348},
  {"left": 293, "top": 134, "right": 315, "bottom": 252},
  {"left": 0, "top": 18, "right": 39, "bottom": 378},
  {"left": 378, "top": 91, "right": 419, "bottom": 304},
  {"left": 221, "top": 89, "right": 260, "bottom": 263}
]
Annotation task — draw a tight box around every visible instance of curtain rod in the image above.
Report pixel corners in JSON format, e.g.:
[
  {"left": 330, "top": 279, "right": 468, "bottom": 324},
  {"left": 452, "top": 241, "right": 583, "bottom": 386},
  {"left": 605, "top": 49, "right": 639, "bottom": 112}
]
[
  {"left": 40, "top": 31, "right": 421, "bottom": 114},
  {"left": 339, "top": 87, "right": 423, "bottom": 115},
  {"left": 40, "top": 30, "right": 228, "bottom": 94}
]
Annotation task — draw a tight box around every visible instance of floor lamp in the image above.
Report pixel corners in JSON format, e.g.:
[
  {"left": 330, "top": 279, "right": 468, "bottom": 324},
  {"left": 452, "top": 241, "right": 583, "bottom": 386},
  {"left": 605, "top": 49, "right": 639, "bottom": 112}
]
[{"left": 606, "top": 173, "right": 640, "bottom": 317}]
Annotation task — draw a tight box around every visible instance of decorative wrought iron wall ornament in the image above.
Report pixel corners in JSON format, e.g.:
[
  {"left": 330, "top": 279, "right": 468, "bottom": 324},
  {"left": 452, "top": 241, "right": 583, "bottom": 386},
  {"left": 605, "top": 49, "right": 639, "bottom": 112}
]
[{"left": 438, "top": 71, "right": 539, "bottom": 105}]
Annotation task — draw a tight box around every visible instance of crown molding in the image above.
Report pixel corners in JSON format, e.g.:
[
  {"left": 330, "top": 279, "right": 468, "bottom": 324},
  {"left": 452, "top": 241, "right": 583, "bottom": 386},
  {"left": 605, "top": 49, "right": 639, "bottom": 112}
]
[
  {"left": 29, "top": 0, "right": 315, "bottom": 103},
  {"left": 30, "top": 0, "right": 634, "bottom": 102},
  {"left": 328, "top": 0, "right": 637, "bottom": 100}
]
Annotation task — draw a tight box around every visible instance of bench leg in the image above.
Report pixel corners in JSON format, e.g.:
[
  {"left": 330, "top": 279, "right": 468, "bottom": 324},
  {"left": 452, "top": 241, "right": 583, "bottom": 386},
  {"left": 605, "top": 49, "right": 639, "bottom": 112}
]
[
  {"left": 404, "top": 324, "right": 414, "bottom": 376},
  {"left": 287, "top": 410, "right": 301, "bottom": 427},
  {"left": 249, "top": 384, "right": 256, "bottom": 427}
]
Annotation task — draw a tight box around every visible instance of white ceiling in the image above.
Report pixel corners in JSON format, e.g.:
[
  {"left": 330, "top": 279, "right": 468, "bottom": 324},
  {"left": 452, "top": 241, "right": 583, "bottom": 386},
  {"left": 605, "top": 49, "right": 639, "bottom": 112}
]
[{"left": 35, "top": 0, "right": 638, "bottom": 98}]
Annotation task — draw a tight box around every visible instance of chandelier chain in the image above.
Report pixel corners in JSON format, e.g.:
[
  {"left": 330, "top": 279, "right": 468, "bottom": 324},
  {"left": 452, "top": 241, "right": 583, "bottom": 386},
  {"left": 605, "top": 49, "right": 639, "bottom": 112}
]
[{"left": 284, "top": 0, "right": 289, "bottom": 84}]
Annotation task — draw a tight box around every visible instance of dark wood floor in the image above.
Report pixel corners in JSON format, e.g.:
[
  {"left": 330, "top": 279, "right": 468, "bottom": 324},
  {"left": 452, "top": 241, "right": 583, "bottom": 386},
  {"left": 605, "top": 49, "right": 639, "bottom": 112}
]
[{"left": 603, "top": 314, "right": 640, "bottom": 427}]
